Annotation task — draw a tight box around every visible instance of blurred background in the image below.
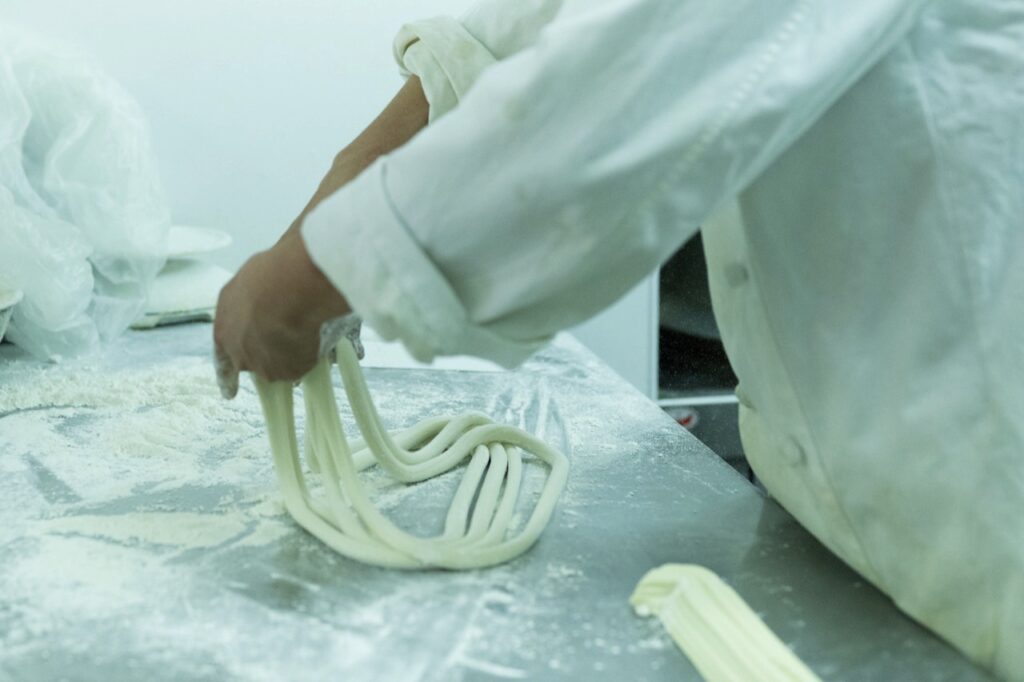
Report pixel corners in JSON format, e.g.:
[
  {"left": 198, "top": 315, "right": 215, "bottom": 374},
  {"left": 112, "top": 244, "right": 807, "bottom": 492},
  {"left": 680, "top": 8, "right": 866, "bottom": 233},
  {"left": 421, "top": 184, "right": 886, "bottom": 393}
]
[{"left": 0, "top": 0, "right": 465, "bottom": 269}]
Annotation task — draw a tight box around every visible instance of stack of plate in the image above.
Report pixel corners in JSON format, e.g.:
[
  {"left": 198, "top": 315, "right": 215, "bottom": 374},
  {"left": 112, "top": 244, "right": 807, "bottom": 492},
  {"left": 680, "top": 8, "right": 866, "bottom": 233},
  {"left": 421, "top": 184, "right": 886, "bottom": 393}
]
[{"left": 132, "top": 225, "right": 234, "bottom": 329}]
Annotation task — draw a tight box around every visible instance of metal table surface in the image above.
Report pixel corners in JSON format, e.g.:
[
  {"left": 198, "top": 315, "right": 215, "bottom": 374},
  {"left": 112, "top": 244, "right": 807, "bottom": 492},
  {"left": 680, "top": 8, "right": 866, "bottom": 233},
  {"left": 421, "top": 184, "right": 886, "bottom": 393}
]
[{"left": 0, "top": 324, "right": 991, "bottom": 681}]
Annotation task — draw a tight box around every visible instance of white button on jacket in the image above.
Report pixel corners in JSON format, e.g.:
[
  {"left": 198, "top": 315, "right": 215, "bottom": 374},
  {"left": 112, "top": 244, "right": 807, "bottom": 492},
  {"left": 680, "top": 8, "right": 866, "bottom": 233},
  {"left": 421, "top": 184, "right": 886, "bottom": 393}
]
[{"left": 302, "top": 1, "right": 1024, "bottom": 677}]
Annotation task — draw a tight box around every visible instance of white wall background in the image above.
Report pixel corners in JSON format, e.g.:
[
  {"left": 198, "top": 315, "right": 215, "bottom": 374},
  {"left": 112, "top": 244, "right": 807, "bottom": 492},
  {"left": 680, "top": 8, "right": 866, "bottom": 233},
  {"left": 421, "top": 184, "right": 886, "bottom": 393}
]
[
  {"left": 0, "top": 0, "right": 466, "bottom": 268},
  {"left": 1, "top": 1, "right": 660, "bottom": 397}
]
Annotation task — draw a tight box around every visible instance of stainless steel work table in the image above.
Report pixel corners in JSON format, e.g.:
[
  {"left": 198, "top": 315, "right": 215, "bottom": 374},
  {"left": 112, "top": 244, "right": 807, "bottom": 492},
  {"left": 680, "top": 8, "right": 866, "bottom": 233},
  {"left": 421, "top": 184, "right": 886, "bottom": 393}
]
[{"left": 0, "top": 324, "right": 991, "bottom": 681}]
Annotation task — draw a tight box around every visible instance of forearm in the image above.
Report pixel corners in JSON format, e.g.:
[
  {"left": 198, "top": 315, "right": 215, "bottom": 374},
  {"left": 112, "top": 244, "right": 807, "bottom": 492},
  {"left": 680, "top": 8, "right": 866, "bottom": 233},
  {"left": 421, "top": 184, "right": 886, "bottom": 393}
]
[
  {"left": 283, "top": 76, "right": 429, "bottom": 240},
  {"left": 215, "top": 77, "right": 429, "bottom": 391}
]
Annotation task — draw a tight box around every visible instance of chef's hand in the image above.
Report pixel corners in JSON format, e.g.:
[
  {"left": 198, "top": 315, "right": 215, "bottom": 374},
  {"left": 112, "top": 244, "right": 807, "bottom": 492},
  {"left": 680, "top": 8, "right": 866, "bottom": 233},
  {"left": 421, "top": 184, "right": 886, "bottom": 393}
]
[
  {"left": 213, "top": 231, "right": 350, "bottom": 398},
  {"left": 214, "top": 77, "right": 428, "bottom": 398}
]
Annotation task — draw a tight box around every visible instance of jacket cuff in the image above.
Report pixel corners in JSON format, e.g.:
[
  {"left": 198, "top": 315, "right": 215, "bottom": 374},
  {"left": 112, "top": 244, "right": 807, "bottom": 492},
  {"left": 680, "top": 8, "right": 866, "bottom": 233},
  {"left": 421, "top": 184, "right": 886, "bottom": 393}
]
[
  {"left": 393, "top": 17, "right": 497, "bottom": 122},
  {"left": 300, "top": 161, "right": 544, "bottom": 367}
]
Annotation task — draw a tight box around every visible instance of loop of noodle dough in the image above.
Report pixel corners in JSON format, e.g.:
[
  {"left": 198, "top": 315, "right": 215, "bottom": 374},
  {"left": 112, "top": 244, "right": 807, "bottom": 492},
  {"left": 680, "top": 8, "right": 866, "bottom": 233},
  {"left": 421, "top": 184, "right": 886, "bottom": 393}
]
[{"left": 254, "top": 338, "right": 569, "bottom": 569}]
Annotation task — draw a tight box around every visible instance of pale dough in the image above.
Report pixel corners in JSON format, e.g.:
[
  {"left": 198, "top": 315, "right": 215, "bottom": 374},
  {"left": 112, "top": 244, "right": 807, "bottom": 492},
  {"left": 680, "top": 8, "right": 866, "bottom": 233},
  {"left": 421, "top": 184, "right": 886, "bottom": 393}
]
[
  {"left": 253, "top": 336, "right": 569, "bottom": 569},
  {"left": 631, "top": 564, "right": 821, "bottom": 681}
]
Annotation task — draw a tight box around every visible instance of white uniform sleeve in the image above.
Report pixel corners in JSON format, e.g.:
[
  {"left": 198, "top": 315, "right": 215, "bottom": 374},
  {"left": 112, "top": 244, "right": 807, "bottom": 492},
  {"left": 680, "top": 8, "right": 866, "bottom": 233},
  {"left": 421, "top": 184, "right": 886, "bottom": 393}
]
[
  {"left": 394, "top": 0, "right": 564, "bottom": 120},
  {"left": 303, "top": 0, "right": 928, "bottom": 366}
]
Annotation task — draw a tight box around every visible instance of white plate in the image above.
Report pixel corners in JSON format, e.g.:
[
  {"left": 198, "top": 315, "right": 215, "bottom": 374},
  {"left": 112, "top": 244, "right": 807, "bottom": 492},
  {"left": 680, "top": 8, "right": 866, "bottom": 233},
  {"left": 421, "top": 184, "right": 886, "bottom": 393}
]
[
  {"left": 165, "top": 225, "right": 232, "bottom": 260},
  {"left": 131, "top": 261, "right": 233, "bottom": 329}
]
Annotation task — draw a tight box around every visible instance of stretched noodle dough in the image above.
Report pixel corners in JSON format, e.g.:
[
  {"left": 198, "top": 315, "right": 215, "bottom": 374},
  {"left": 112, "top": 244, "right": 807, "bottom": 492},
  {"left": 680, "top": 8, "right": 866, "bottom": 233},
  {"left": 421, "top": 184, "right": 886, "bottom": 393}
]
[
  {"left": 631, "top": 564, "right": 821, "bottom": 681},
  {"left": 253, "top": 336, "right": 569, "bottom": 569}
]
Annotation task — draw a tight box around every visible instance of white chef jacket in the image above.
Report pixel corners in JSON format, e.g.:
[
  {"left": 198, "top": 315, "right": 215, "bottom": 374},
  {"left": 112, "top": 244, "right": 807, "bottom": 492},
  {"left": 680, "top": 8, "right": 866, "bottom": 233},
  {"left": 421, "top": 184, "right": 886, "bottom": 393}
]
[{"left": 302, "top": 0, "right": 1024, "bottom": 677}]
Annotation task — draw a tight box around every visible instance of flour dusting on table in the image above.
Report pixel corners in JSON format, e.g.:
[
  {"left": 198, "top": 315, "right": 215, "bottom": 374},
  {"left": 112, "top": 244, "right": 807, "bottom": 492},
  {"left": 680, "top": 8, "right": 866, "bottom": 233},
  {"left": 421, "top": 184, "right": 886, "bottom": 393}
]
[{"left": 0, "top": 340, "right": 591, "bottom": 680}]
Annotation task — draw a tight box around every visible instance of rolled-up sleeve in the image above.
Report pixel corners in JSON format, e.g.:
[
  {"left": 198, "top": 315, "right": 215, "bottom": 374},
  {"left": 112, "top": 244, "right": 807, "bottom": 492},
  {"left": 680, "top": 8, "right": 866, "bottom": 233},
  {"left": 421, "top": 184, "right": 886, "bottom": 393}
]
[
  {"left": 393, "top": 18, "right": 494, "bottom": 122},
  {"left": 303, "top": 0, "right": 928, "bottom": 366},
  {"left": 301, "top": 160, "right": 536, "bottom": 365},
  {"left": 394, "top": 0, "right": 564, "bottom": 120}
]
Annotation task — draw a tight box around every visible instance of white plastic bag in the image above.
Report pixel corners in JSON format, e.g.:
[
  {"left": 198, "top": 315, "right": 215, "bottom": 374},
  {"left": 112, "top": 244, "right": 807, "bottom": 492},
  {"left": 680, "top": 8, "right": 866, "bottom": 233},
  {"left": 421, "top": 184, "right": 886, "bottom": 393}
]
[{"left": 0, "top": 27, "right": 169, "bottom": 360}]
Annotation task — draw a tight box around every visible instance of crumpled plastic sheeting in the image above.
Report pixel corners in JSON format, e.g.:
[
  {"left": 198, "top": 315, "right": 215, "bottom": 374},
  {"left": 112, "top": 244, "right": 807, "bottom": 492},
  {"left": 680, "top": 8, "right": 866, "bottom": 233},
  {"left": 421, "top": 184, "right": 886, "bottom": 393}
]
[{"left": 0, "top": 27, "right": 170, "bottom": 361}]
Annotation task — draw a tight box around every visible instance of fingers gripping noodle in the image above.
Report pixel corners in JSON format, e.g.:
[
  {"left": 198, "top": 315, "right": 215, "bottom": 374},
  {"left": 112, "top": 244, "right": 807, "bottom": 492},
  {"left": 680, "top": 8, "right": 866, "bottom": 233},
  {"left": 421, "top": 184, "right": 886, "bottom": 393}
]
[{"left": 252, "top": 331, "right": 569, "bottom": 569}]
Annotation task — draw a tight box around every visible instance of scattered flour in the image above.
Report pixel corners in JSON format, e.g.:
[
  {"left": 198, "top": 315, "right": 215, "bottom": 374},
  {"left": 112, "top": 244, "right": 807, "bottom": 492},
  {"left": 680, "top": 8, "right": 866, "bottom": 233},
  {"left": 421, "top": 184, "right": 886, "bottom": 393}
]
[
  {"left": 0, "top": 355, "right": 221, "bottom": 412},
  {"left": 546, "top": 562, "right": 584, "bottom": 580},
  {"left": 38, "top": 511, "right": 250, "bottom": 550},
  {"left": 1, "top": 334, "right": 679, "bottom": 681}
]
